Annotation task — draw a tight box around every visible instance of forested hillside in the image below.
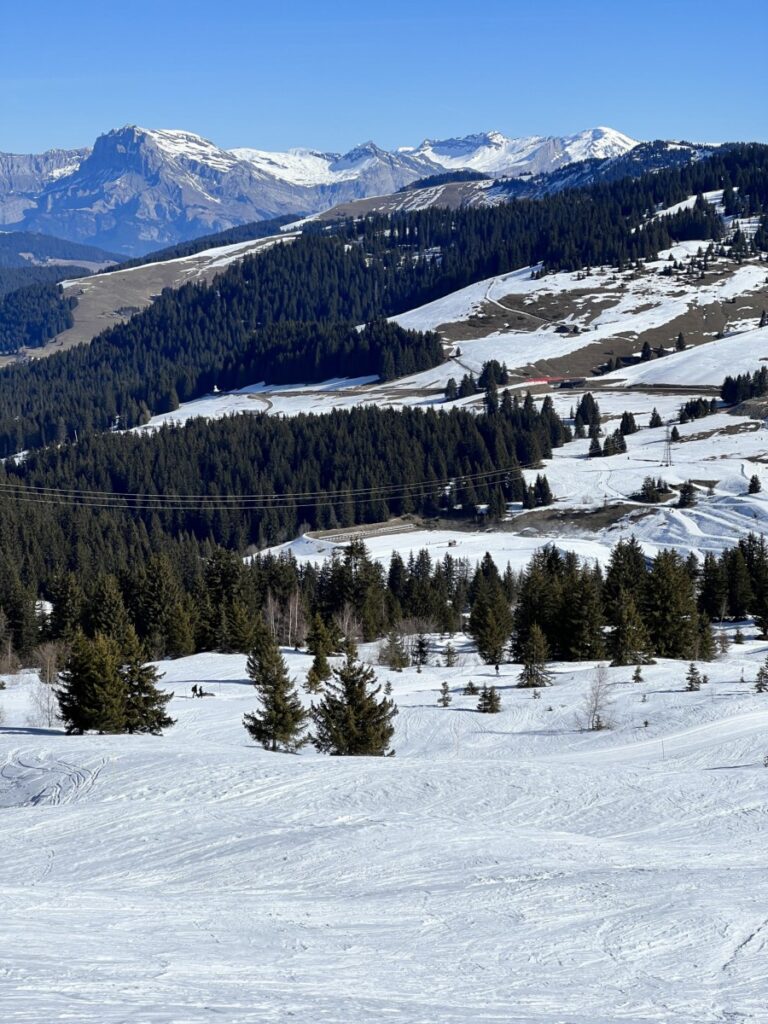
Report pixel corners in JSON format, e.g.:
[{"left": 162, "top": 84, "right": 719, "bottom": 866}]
[
  {"left": 0, "top": 393, "right": 564, "bottom": 588},
  {"left": 0, "top": 283, "right": 78, "bottom": 354},
  {"left": 0, "top": 265, "right": 89, "bottom": 300},
  {"left": 2, "top": 143, "right": 768, "bottom": 453}
]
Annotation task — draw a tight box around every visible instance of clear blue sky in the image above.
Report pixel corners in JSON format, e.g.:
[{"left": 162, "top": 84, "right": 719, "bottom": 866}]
[{"left": 2, "top": 0, "right": 765, "bottom": 153}]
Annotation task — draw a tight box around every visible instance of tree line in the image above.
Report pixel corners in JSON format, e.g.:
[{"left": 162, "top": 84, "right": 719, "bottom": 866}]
[{"left": 4, "top": 525, "right": 768, "bottom": 680}]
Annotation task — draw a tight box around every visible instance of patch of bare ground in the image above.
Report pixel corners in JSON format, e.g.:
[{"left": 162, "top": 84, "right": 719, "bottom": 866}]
[
  {"left": 678, "top": 421, "right": 762, "bottom": 443},
  {"left": 437, "top": 304, "right": 543, "bottom": 343},
  {"left": 0, "top": 235, "right": 295, "bottom": 367},
  {"left": 516, "top": 286, "right": 618, "bottom": 325},
  {"left": 501, "top": 502, "right": 653, "bottom": 535}
]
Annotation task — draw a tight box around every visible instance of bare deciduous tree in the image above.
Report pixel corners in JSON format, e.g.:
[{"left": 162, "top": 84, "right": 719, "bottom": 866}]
[
  {"left": 334, "top": 603, "right": 362, "bottom": 644},
  {"left": 576, "top": 664, "right": 614, "bottom": 731},
  {"left": 34, "top": 642, "right": 67, "bottom": 686},
  {"left": 27, "top": 677, "right": 61, "bottom": 729}
]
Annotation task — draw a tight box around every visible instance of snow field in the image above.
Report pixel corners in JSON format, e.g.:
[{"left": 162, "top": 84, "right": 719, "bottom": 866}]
[{"left": 2, "top": 634, "right": 768, "bottom": 1022}]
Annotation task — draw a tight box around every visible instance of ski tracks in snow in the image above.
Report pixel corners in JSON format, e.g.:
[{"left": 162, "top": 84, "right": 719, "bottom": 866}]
[{"left": 0, "top": 751, "right": 108, "bottom": 808}]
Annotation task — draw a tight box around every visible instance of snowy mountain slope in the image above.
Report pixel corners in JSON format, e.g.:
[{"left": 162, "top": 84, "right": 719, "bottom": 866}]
[
  {"left": 411, "top": 126, "right": 637, "bottom": 176},
  {"left": 13, "top": 126, "right": 312, "bottom": 256},
  {"left": 1, "top": 638, "right": 767, "bottom": 1022},
  {"left": 139, "top": 240, "right": 768, "bottom": 431},
  {"left": 3, "top": 124, "right": 642, "bottom": 254}
]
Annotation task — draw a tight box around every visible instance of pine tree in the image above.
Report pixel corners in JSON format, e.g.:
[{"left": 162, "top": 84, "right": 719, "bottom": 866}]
[
  {"left": 122, "top": 627, "right": 175, "bottom": 735},
  {"left": 380, "top": 629, "right": 409, "bottom": 670},
  {"left": 86, "top": 574, "right": 132, "bottom": 650},
  {"left": 56, "top": 631, "right": 127, "bottom": 735},
  {"left": 414, "top": 633, "right": 429, "bottom": 668},
  {"left": 243, "top": 633, "right": 308, "bottom": 753},
  {"left": 748, "top": 474, "right": 762, "bottom": 494},
  {"left": 311, "top": 653, "right": 397, "bottom": 756},
  {"left": 463, "top": 680, "right": 479, "bottom": 696},
  {"left": 677, "top": 481, "right": 696, "bottom": 508},
  {"left": 632, "top": 665, "right": 643, "bottom": 684},
  {"left": 685, "top": 662, "right": 702, "bottom": 691},
  {"left": 444, "top": 642, "right": 457, "bottom": 667},
  {"left": 755, "top": 662, "right": 768, "bottom": 693},
  {"left": 477, "top": 684, "right": 501, "bottom": 713},
  {"left": 643, "top": 550, "right": 698, "bottom": 659},
  {"left": 306, "top": 613, "right": 335, "bottom": 658},
  {"left": 304, "top": 651, "right": 331, "bottom": 693},
  {"left": 469, "top": 580, "right": 513, "bottom": 664},
  {"left": 696, "top": 612, "right": 716, "bottom": 661},
  {"left": 649, "top": 408, "right": 663, "bottom": 428},
  {"left": 517, "top": 624, "right": 552, "bottom": 688},
  {"left": 437, "top": 681, "right": 452, "bottom": 707},
  {"left": 609, "top": 591, "right": 652, "bottom": 666}
]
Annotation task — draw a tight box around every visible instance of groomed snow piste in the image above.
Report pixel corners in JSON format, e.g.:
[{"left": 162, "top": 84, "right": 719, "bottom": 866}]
[{"left": 2, "top": 636, "right": 767, "bottom": 1022}]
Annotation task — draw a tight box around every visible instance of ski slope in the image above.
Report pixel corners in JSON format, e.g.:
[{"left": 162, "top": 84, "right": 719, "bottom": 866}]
[{"left": 2, "top": 639, "right": 767, "bottom": 1022}]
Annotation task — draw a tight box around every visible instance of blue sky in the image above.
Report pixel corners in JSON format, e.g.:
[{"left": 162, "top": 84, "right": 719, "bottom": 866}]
[{"left": 2, "top": 0, "right": 765, "bottom": 153}]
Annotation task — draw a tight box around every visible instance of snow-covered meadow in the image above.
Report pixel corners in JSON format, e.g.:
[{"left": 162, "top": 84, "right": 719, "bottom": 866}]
[{"left": 2, "top": 634, "right": 767, "bottom": 1022}]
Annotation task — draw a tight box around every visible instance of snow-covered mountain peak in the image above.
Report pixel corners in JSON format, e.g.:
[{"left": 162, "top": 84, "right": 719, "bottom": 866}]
[
  {"left": 414, "top": 126, "right": 638, "bottom": 176},
  {"left": 561, "top": 126, "right": 639, "bottom": 162},
  {"left": 4, "top": 123, "right": 644, "bottom": 254}
]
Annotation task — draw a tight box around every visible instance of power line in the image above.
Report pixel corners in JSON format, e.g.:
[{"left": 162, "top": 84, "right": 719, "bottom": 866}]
[{"left": 0, "top": 463, "right": 532, "bottom": 513}]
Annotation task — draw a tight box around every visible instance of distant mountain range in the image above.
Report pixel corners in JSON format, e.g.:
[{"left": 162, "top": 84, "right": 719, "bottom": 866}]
[
  {"left": 0, "top": 125, "right": 642, "bottom": 255},
  {"left": 0, "top": 125, "right": 725, "bottom": 257}
]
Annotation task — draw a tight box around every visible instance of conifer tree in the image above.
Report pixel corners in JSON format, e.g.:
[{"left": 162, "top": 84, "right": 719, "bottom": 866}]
[
  {"left": 643, "top": 550, "right": 697, "bottom": 658},
  {"left": 696, "top": 612, "right": 716, "bottom": 661},
  {"left": 85, "top": 574, "right": 132, "bottom": 650},
  {"left": 463, "top": 679, "right": 479, "bottom": 696},
  {"left": 56, "top": 631, "right": 127, "bottom": 735},
  {"left": 517, "top": 624, "right": 552, "bottom": 688},
  {"left": 380, "top": 629, "right": 409, "bottom": 670},
  {"left": 685, "top": 662, "right": 702, "bottom": 691},
  {"left": 414, "top": 633, "right": 429, "bottom": 668},
  {"left": 609, "top": 591, "right": 652, "bottom": 666},
  {"left": 311, "top": 653, "right": 397, "bottom": 756},
  {"left": 122, "top": 627, "right": 175, "bottom": 735},
  {"left": 306, "top": 613, "right": 335, "bottom": 658},
  {"left": 477, "top": 684, "right": 501, "bottom": 713},
  {"left": 632, "top": 665, "right": 643, "bottom": 684},
  {"left": 444, "top": 642, "right": 457, "bottom": 667},
  {"left": 49, "top": 571, "right": 84, "bottom": 642},
  {"left": 748, "top": 474, "right": 762, "bottom": 494},
  {"left": 304, "top": 651, "right": 331, "bottom": 694},
  {"left": 469, "top": 580, "right": 513, "bottom": 664},
  {"left": 243, "top": 632, "right": 308, "bottom": 753},
  {"left": 755, "top": 662, "right": 768, "bottom": 693},
  {"left": 438, "top": 681, "right": 452, "bottom": 707},
  {"left": 649, "top": 408, "right": 663, "bottom": 428}
]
